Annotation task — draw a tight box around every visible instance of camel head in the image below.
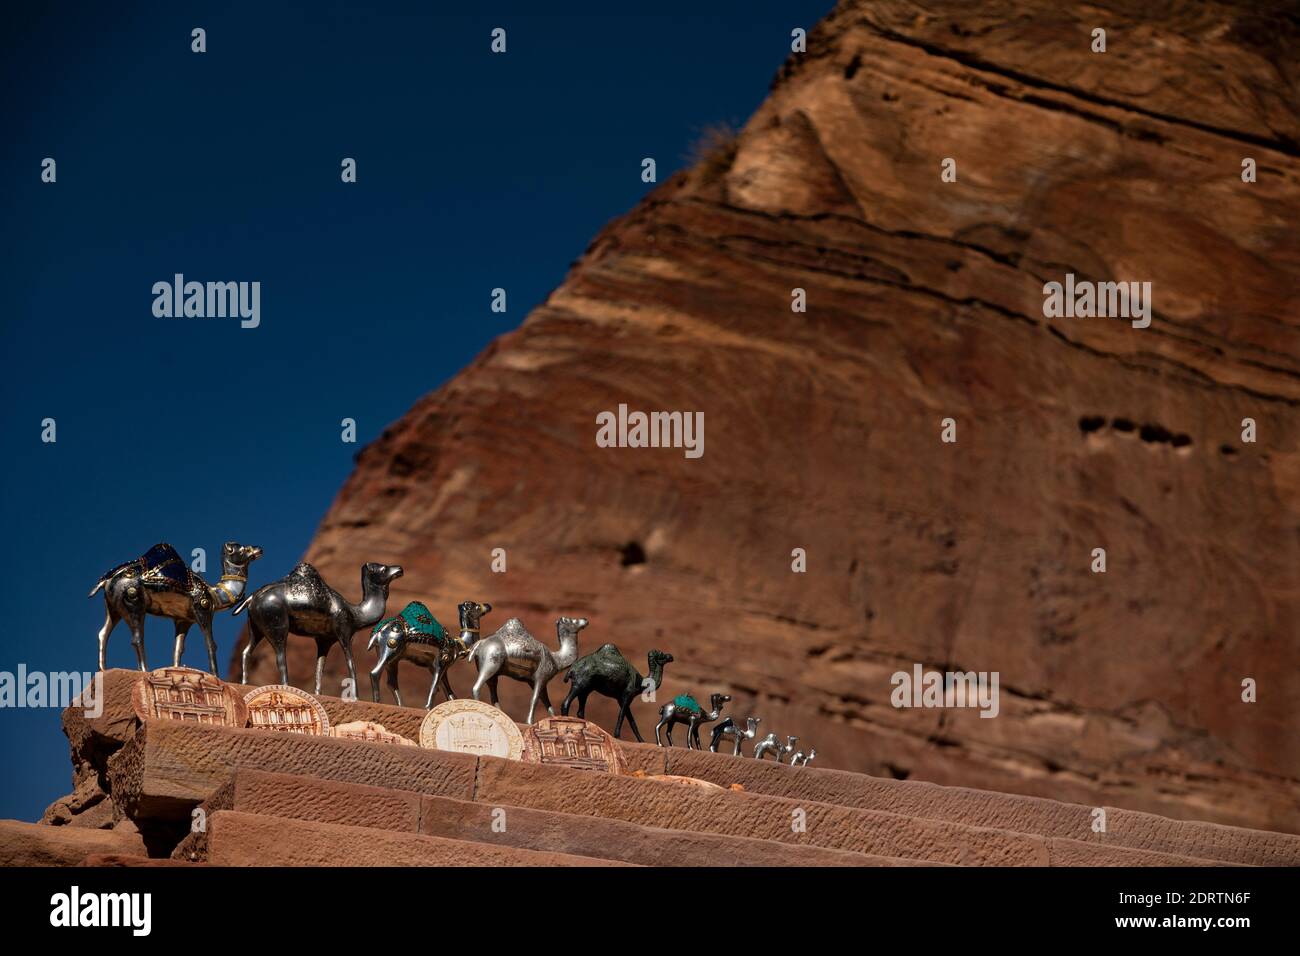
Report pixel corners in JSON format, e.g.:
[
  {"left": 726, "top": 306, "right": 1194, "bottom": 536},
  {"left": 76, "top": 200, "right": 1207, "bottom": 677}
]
[
  {"left": 222, "top": 541, "right": 263, "bottom": 571},
  {"left": 709, "top": 692, "right": 732, "bottom": 712},
  {"left": 368, "top": 615, "right": 408, "bottom": 672},
  {"left": 745, "top": 716, "right": 761, "bottom": 735},
  {"left": 362, "top": 562, "right": 404, "bottom": 589},
  {"left": 458, "top": 600, "right": 492, "bottom": 629},
  {"left": 556, "top": 616, "right": 589, "bottom": 638},
  {"left": 784, "top": 735, "right": 799, "bottom": 751},
  {"left": 647, "top": 649, "right": 673, "bottom": 668}
]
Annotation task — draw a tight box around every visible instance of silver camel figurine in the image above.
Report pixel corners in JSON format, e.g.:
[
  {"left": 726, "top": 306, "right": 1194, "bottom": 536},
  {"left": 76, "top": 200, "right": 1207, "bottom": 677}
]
[
  {"left": 369, "top": 600, "right": 490, "bottom": 708},
  {"left": 90, "top": 541, "right": 263, "bottom": 674},
  {"left": 710, "top": 715, "right": 761, "bottom": 756},
  {"left": 655, "top": 692, "right": 731, "bottom": 749},
  {"left": 753, "top": 733, "right": 798, "bottom": 762},
  {"left": 466, "top": 615, "right": 585, "bottom": 724},
  {"left": 789, "top": 746, "right": 817, "bottom": 767},
  {"left": 236, "top": 561, "right": 403, "bottom": 695}
]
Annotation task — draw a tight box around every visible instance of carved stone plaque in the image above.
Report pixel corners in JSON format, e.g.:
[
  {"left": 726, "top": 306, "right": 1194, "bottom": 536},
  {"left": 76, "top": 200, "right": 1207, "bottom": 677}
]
[
  {"left": 131, "top": 666, "right": 247, "bottom": 727},
  {"left": 522, "top": 716, "right": 626, "bottom": 774},
  {"left": 419, "top": 699, "right": 523, "bottom": 759},
  {"left": 330, "top": 719, "right": 416, "bottom": 747},
  {"left": 243, "top": 684, "right": 330, "bottom": 735}
]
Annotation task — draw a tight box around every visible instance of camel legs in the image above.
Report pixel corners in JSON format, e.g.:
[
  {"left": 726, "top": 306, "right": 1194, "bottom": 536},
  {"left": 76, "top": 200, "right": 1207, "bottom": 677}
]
[
  {"left": 687, "top": 717, "right": 702, "bottom": 750},
  {"left": 438, "top": 667, "right": 455, "bottom": 702},
  {"left": 620, "top": 702, "right": 644, "bottom": 743},
  {"left": 96, "top": 607, "right": 120, "bottom": 672},
  {"left": 312, "top": 638, "right": 332, "bottom": 696},
  {"left": 172, "top": 621, "right": 191, "bottom": 669},
  {"left": 245, "top": 604, "right": 289, "bottom": 685},
  {"left": 241, "top": 627, "right": 262, "bottom": 685},
  {"left": 709, "top": 723, "right": 726, "bottom": 753},
  {"left": 470, "top": 666, "right": 489, "bottom": 702},
  {"left": 194, "top": 606, "right": 218, "bottom": 675},
  {"left": 470, "top": 671, "right": 499, "bottom": 712},
  {"left": 335, "top": 627, "right": 358, "bottom": 699},
  {"left": 122, "top": 606, "right": 148, "bottom": 672},
  {"left": 527, "top": 678, "right": 552, "bottom": 725},
  {"left": 272, "top": 639, "right": 289, "bottom": 685},
  {"left": 733, "top": 734, "right": 745, "bottom": 757},
  {"left": 560, "top": 685, "right": 579, "bottom": 717},
  {"left": 425, "top": 662, "right": 443, "bottom": 710},
  {"left": 386, "top": 661, "right": 402, "bottom": 707},
  {"left": 655, "top": 715, "right": 672, "bottom": 747}
]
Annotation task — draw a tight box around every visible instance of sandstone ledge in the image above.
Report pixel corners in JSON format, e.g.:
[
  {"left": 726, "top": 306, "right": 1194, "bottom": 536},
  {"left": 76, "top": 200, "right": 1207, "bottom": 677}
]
[{"left": 79, "top": 671, "right": 1299, "bottom": 866}]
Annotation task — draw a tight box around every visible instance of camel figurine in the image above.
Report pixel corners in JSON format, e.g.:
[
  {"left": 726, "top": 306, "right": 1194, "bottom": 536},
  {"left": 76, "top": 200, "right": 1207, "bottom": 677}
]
[
  {"left": 790, "top": 746, "right": 817, "bottom": 767},
  {"left": 90, "top": 541, "right": 263, "bottom": 674},
  {"left": 655, "top": 692, "right": 730, "bottom": 749},
  {"left": 561, "top": 645, "right": 673, "bottom": 741},
  {"left": 710, "top": 715, "right": 761, "bottom": 756},
  {"left": 753, "top": 733, "right": 798, "bottom": 762},
  {"left": 467, "top": 615, "right": 586, "bottom": 724},
  {"left": 369, "top": 601, "right": 490, "bottom": 708},
  {"left": 235, "top": 561, "right": 403, "bottom": 695}
]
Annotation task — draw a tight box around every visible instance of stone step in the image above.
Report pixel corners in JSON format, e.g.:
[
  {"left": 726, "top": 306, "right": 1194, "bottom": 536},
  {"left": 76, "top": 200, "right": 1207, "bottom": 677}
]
[
  {"left": 190, "top": 810, "right": 631, "bottom": 866},
  {"left": 177, "top": 767, "right": 912, "bottom": 866},
  {"left": 107, "top": 720, "right": 475, "bottom": 825},
  {"left": 0, "top": 819, "right": 145, "bottom": 867},
  {"left": 75, "top": 669, "right": 1299, "bottom": 866},
  {"left": 109, "top": 721, "right": 1229, "bottom": 866},
  {"left": 471, "top": 755, "right": 1235, "bottom": 867},
  {"left": 655, "top": 748, "right": 1300, "bottom": 867}
]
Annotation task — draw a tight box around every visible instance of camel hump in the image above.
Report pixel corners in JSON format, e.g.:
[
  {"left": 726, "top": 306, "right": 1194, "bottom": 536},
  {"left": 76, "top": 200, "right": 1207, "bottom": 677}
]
[
  {"left": 496, "top": 618, "right": 530, "bottom": 639},
  {"left": 289, "top": 562, "right": 322, "bottom": 582},
  {"left": 673, "top": 693, "right": 702, "bottom": 714},
  {"left": 397, "top": 601, "right": 448, "bottom": 644}
]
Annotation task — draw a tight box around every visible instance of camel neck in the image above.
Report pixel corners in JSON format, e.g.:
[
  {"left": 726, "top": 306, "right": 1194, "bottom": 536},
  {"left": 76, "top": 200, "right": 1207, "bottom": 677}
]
[
  {"left": 352, "top": 583, "right": 389, "bottom": 626},
  {"left": 210, "top": 562, "right": 249, "bottom": 610}
]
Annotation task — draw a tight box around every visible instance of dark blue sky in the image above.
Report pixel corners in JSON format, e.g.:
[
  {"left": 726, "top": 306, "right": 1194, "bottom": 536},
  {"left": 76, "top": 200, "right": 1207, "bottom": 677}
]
[{"left": 0, "top": 2, "right": 832, "bottom": 820}]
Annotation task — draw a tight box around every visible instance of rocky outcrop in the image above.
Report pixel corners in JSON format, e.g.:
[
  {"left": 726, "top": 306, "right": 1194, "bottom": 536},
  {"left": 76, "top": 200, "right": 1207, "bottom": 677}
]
[{"left": 235, "top": 0, "right": 1300, "bottom": 833}]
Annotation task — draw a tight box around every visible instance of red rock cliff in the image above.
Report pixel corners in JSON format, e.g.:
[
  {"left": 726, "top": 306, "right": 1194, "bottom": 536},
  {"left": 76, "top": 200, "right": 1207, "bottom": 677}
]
[{"left": 237, "top": 0, "right": 1300, "bottom": 833}]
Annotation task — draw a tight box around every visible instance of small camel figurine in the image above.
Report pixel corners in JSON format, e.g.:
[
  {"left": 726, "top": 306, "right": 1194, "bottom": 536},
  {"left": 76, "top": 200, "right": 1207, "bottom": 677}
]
[
  {"left": 467, "top": 615, "right": 586, "bottom": 724},
  {"left": 236, "top": 561, "right": 403, "bottom": 695},
  {"left": 90, "top": 541, "right": 263, "bottom": 674},
  {"left": 753, "top": 733, "right": 798, "bottom": 762},
  {"left": 790, "top": 746, "right": 817, "bottom": 767},
  {"left": 754, "top": 733, "right": 790, "bottom": 764},
  {"left": 369, "top": 601, "right": 490, "bottom": 708},
  {"left": 655, "top": 692, "right": 731, "bottom": 749},
  {"left": 710, "top": 715, "right": 761, "bottom": 756},
  {"left": 561, "top": 645, "right": 673, "bottom": 741}
]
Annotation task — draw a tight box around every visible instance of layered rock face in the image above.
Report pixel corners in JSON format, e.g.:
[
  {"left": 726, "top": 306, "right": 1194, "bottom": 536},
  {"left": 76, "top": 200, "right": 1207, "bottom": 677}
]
[{"left": 237, "top": 0, "right": 1300, "bottom": 833}]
